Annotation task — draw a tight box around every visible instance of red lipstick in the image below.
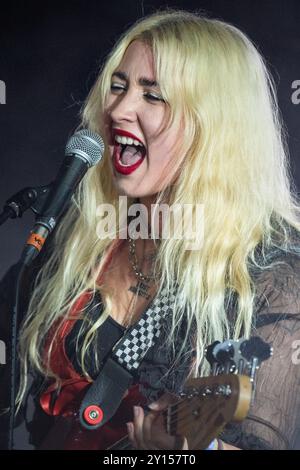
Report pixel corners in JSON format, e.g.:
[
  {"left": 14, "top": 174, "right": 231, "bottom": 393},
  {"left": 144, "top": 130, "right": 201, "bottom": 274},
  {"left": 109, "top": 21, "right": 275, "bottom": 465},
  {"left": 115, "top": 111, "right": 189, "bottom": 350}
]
[
  {"left": 112, "top": 128, "right": 145, "bottom": 146},
  {"left": 111, "top": 128, "right": 146, "bottom": 175}
]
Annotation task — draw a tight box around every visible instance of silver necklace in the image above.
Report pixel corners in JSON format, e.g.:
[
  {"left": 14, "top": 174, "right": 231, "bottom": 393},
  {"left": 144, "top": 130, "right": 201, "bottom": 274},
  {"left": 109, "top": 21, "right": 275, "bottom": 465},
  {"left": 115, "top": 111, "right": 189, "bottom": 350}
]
[
  {"left": 128, "top": 237, "right": 157, "bottom": 283},
  {"left": 128, "top": 237, "right": 158, "bottom": 300}
]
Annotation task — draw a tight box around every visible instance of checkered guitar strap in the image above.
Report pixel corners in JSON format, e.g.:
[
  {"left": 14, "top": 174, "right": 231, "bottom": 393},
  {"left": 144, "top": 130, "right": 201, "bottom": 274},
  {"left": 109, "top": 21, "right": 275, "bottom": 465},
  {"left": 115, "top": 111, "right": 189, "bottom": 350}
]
[{"left": 79, "top": 283, "right": 177, "bottom": 430}]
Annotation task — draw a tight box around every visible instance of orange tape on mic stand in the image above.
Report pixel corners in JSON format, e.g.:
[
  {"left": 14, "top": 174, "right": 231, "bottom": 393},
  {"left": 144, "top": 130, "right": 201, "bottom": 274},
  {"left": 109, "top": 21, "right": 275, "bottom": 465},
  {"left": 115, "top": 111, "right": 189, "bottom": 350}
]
[{"left": 26, "top": 233, "right": 46, "bottom": 252}]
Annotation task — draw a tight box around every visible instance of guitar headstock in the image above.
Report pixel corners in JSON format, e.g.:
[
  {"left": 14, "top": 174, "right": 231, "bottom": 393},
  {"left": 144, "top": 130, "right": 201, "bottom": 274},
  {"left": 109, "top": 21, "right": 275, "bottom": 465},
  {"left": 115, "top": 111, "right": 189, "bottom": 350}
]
[
  {"left": 165, "top": 336, "right": 272, "bottom": 449},
  {"left": 206, "top": 336, "right": 273, "bottom": 383}
]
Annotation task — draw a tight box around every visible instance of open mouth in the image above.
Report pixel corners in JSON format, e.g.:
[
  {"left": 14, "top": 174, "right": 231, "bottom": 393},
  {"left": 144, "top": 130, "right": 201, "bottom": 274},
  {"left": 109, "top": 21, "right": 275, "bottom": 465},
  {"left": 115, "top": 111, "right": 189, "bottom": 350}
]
[
  {"left": 118, "top": 142, "right": 146, "bottom": 166},
  {"left": 113, "top": 139, "right": 147, "bottom": 174}
]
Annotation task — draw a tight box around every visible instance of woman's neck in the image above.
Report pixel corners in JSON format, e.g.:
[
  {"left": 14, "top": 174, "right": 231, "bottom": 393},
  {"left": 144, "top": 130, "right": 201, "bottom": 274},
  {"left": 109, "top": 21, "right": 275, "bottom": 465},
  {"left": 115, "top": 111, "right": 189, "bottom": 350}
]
[{"left": 137, "top": 195, "right": 163, "bottom": 240}]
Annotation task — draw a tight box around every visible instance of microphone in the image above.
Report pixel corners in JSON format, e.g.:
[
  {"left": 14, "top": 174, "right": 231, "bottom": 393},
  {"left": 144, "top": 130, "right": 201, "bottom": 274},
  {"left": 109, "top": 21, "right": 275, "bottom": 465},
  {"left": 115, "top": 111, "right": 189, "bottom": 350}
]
[{"left": 20, "top": 129, "right": 105, "bottom": 266}]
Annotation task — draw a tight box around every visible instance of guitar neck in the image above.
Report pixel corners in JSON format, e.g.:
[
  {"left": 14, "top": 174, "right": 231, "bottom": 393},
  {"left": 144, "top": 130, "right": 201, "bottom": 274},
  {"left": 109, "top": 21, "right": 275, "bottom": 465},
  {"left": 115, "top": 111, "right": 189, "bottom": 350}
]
[
  {"left": 107, "top": 373, "right": 252, "bottom": 450},
  {"left": 108, "top": 434, "right": 132, "bottom": 450},
  {"left": 107, "top": 338, "right": 270, "bottom": 451}
]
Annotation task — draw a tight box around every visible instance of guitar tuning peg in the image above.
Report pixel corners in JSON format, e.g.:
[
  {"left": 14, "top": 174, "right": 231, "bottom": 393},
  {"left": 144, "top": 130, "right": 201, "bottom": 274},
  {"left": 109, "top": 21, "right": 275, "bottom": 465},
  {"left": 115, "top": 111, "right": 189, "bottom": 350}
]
[
  {"left": 239, "top": 337, "right": 272, "bottom": 363},
  {"left": 238, "top": 337, "right": 272, "bottom": 392},
  {"left": 204, "top": 336, "right": 272, "bottom": 381},
  {"left": 214, "top": 343, "right": 235, "bottom": 364},
  {"left": 205, "top": 340, "right": 237, "bottom": 375},
  {"left": 205, "top": 341, "right": 220, "bottom": 365}
]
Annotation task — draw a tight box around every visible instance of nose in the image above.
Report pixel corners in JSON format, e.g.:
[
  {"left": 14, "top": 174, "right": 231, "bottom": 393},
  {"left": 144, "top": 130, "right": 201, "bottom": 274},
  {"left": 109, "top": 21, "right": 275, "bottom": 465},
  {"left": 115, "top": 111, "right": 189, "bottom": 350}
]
[{"left": 109, "top": 89, "right": 139, "bottom": 124}]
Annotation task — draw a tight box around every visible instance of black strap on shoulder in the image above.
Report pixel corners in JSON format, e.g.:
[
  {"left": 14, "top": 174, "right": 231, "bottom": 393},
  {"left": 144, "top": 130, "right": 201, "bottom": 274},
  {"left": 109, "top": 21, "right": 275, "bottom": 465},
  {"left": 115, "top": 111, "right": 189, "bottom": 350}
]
[
  {"left": 79, "top": 357, "right": 133, "bottom": 429},
  {"left": 79, "top": 283, "right": 177, "bottom": 430}
]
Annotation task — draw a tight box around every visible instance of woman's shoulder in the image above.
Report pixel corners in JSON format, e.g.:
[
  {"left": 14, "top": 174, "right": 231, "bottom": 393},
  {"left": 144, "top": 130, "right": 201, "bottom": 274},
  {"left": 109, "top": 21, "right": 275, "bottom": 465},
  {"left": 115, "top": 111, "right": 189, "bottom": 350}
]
[{"left": 251, "top": 238, "right": 300, "bottom": 319}]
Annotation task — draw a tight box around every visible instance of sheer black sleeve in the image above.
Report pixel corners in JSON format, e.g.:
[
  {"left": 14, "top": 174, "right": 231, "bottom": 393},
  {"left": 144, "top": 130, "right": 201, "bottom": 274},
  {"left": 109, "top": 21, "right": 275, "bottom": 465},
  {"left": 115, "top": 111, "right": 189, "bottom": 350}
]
[{"left": 221, "top": 251, "right": 300, "bottom": 449}]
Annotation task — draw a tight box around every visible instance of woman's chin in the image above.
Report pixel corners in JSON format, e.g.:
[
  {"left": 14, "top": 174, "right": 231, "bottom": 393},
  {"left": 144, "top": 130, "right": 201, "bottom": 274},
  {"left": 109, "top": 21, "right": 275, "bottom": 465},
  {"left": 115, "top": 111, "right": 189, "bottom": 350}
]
[{"left": 112, "top": 181, "right": 154, "bottom": 200}]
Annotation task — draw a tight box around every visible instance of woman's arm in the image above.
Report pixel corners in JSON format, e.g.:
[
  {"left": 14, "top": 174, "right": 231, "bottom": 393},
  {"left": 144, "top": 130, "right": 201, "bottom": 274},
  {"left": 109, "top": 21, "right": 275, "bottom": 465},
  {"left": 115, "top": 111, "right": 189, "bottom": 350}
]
[
  {"left": 221, "top": 254, "right": 300, "bottom": 450},
  {"left": 128, "top": 253, "right": 300, "bottom": 450}
]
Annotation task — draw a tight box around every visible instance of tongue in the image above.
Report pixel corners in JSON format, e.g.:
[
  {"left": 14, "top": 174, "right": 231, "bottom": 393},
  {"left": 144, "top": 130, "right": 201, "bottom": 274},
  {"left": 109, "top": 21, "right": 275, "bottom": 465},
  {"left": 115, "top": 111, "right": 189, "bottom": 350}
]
[{"left": 121, "top": 145, "right": 144, "bottom": 165}]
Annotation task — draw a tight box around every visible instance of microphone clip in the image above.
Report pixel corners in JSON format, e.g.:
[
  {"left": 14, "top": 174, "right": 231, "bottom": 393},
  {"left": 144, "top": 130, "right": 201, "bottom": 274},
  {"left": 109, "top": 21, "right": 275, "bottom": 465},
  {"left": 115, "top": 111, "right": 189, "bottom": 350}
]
[{"left": 0, "top": 184, "right": 52, "bottom": 226}]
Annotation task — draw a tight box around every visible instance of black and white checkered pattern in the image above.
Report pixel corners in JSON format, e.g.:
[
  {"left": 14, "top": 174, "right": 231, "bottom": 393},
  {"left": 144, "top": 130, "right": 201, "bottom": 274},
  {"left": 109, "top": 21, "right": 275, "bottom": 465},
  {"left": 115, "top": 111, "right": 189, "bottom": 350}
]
[{"left": 112, "top": 284, "right": 177, "bottom": 371}]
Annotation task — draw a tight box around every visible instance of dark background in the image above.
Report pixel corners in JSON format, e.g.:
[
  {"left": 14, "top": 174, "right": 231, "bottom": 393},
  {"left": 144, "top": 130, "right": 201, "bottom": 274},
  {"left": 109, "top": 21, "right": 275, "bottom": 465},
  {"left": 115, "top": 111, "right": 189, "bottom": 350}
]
[
  {"left": 0, "top": 0, "right": 299, "bottom": 279},
  {"left": 0, "top": 0, "right": 299, "bottom": 450}
]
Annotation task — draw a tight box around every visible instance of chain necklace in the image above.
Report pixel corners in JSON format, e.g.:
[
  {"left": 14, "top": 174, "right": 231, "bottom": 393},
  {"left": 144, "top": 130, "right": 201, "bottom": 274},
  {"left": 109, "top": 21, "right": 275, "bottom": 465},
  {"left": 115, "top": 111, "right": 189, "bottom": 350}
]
[
  {"left": 128, "top": 237, "right": 157, "bottom": 283},
  {"left": 128, "top": 237, "right": 158, "bottom": 301}
]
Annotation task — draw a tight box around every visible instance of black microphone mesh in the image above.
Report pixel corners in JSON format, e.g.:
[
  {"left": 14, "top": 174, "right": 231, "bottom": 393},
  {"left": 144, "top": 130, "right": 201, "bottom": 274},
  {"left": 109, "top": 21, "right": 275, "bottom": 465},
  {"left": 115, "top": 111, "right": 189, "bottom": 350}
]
[{"left": 65, "top": 129, "right": 105, "bottom": 166}]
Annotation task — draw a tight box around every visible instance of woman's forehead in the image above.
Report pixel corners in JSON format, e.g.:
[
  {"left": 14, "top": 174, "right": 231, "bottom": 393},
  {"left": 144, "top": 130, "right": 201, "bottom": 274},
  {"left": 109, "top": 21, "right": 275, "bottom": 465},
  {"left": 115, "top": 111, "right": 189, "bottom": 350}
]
[{"left": 117, "top": 40, "right": 156, "bottom": 79}]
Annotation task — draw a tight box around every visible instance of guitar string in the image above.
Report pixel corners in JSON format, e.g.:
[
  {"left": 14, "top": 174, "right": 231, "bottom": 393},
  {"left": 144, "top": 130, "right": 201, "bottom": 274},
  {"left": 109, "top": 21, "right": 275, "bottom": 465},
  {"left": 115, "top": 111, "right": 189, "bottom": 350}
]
[
  {"left": 107, "top": 399, "right": 212, "bottom": 450},
  {"left": 107, "top": 371, "right": 243, "bottom": 449}
]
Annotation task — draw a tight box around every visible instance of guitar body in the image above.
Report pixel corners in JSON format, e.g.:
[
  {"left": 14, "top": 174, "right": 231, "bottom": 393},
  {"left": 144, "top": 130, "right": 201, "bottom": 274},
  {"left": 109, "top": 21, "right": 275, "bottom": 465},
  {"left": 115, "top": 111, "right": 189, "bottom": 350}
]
[
  {"left": 40, "top": 375, "right": 251, "bottom": 450},
  {"left": 39, "top": 337, "right": 270, "bottom": 450},
  {"left": 40, "top": 385, "right": 145, "bottom": 450}
]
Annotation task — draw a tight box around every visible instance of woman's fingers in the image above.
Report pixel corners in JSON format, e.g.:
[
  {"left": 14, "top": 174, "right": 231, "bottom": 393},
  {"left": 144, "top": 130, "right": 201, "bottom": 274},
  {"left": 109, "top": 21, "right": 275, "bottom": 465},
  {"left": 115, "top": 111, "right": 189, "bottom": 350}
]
[
  {"left": 127, "top": 404, "right": 188, "bottom": 450},
  {"left": 132, "top": 406, "right": 146, "bottom": 449},
  {"left": 127, "top": 394, "right": 188, "bottom": 450},
  {"left": 126, "top": 422, "right": 137, "bottom": 448},
  {"left": 143, "top": 408, "right": 158, "bottom": 448},
  {"left": 148, "top": 392, "right": 178, "bottom": 411}
]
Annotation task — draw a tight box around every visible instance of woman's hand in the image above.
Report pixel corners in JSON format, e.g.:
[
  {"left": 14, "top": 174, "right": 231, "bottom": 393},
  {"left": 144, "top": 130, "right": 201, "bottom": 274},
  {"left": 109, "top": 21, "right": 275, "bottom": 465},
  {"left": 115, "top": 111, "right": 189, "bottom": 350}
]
[
  {"left": 126, "top": 393, "right": 188, "bottom": 450},
  {"left": 126, "top": 393, "right": 238, "bottom": 450}
]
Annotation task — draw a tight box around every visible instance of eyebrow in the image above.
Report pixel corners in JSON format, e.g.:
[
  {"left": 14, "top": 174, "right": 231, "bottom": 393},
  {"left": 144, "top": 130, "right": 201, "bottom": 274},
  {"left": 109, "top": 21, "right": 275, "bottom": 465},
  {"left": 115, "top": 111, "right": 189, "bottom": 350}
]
[{"left": 112, "top": 71, "right": 159, "bottom": 88}]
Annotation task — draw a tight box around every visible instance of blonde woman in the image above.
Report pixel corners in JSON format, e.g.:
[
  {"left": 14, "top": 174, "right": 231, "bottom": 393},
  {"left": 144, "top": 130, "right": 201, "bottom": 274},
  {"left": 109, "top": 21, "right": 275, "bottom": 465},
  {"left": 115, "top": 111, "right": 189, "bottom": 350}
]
[{"left": 1, "top": 9, "right": 300, "bottom": 450}]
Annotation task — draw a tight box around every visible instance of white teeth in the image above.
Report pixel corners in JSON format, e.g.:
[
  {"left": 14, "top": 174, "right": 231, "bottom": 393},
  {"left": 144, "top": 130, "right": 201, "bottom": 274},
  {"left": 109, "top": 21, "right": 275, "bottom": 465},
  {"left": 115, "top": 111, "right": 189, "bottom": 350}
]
[{"left": 115, "top": 135, "right": 143, "bottom": 147}]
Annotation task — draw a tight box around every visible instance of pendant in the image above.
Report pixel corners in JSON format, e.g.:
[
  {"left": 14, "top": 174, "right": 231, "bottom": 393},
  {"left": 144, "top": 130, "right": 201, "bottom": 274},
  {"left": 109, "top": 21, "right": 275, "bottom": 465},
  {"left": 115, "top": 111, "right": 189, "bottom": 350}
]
[{"left": 128, "top": 281, "right": 151, "bottom": 300}]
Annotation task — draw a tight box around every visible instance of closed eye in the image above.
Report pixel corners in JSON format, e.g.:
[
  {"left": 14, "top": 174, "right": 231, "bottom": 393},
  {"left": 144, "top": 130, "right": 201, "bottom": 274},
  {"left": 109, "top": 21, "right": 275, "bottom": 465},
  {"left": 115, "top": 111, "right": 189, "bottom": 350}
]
[
  {"left": 110, "top": 84, "right": 165, "bottom": 103},
  {"left": 143, "top": 93, "right": 165, "bottom": 102},
  {"left": 110, "top": 83, "right": 125, "bottom": 92}
]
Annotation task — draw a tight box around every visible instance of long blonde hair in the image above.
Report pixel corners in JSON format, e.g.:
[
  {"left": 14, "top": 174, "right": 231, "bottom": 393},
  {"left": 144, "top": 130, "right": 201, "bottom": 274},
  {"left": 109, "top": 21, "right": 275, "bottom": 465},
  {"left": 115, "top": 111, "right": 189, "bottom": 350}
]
[{"left": 18, "top": 9, "right": 300, "bottom": 405}]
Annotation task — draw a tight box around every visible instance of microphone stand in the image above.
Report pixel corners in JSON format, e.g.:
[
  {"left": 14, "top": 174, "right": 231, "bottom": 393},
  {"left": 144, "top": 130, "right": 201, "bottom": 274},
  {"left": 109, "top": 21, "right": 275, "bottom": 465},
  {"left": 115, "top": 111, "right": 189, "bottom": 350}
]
[
  {"left": 3, "top": 128, "right": 104, "bottom": 449},
  {"left": 0, "top": 184, "right": 52, "bottom": 449},
  {"left": 0, "top": 185, "right": 52, "bottom": 226},
  {"left": 8, "top": 261, "right": 26, "bottom": 450}
]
